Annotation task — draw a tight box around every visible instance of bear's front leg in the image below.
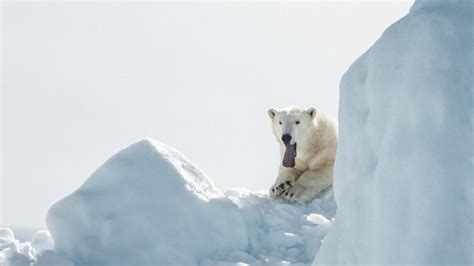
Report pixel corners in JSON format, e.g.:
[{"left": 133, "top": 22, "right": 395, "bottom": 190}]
[
  {"left": 269, "top": 167, "right": 302, "bottom": 197},
  {"left": 281, "top": 167, "right": 333, "bottom": 203}
]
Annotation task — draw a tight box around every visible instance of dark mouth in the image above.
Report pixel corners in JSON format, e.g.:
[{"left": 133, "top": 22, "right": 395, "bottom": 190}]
[{"left": 282, "top": 142, "right": 297, "bottom": 168}]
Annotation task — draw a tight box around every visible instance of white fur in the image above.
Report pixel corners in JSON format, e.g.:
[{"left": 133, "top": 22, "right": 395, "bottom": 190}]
[{"left": 267, "top": 106, "right": 337, "bottom": 203}]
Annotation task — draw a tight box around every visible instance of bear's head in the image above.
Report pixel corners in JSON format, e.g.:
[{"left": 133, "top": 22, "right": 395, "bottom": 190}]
[{"left": 267, "top": 106, "right": 316, "bottom": 168}]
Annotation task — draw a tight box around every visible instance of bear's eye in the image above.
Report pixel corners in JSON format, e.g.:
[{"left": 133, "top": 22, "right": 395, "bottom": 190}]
[
  {"left": 278, "top": 121, "right": 282, "bottom": 125},
  {"left": 295, "top": 121, "right": 300, "bottom": 125}
]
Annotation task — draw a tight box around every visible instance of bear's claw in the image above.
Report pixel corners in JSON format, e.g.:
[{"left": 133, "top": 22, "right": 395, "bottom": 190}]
[
  {"left": 280, "top": 183, "right": 310, "bottom": 204},
  {"left": 269, "top": 179, "right": 295, "bottom": 197}
]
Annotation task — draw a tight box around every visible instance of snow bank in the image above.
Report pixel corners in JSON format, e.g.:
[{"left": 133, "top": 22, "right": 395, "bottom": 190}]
[
  {"left": 0, "top": 228, "right": 29, "bottom": 266},
  {"left": 40, "top": 139, "right": 335, "bottom": 265},
  {"left": 214, "top": 188, "right": 336, "bottom": 265},
  {"left": 0, "top": 228, "right": 61, "bottom": 266},
  {"left": 0, "top": 229, "right": 16, "bottom": 250},
  {"left": 1, "top": 139, "right": 336, "bottom": 265},
  {"left": 2, "top": 188, "right": 335, "bottom": 266},
  {"left": 46, "top": 139, "right": 248, "bottom": 266},
  {"left": 30, "top": 231, "right": 54, "bottom": 258},
  {"left": 315, "top": 0, "right": 473, "bottom": 265}
]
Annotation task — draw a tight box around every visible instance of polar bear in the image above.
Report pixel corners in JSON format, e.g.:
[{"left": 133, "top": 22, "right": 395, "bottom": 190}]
[{"left": 267, "top": 106, "right": 337, "bottom": 203}]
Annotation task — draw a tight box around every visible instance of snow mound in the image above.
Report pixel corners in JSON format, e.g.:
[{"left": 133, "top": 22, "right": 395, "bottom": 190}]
[
  {"left": 211, "top": 188, "right": 336, "bottom": 265},
  {"left": 315, "top": 0, "right": 473, "bottom": 265},
  {"left": 30, "top": 231, "right": 54, "bottom": 257},
  {"left": 0, "top": 229, "right": 16, "bottom": 250},
  {"left": 0, "top": 228, "right": 28, "bottom": 266},
  {"left": 0, "top": 228, "right": 60, "bottom": 266},
  {"left": 34, "top": 251, "right": 74, "bottom": 266},
  {"left": 46, "top": 139, "right": 248, "bottom": 266},
  {"left": 3, "top": 139, "right": 336, "bottom": 265}
]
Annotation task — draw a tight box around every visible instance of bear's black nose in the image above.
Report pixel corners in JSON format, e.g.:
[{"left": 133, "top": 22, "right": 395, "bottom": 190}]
[{"left": 281, "top": 134, "right": 292, "bottom": 144}]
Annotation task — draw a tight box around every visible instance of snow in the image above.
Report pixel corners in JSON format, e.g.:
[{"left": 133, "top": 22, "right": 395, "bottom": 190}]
[
  {"left": 314, "top": 0, "right": 473, "bottom": 265},
  {"left": 0, "top": 227, "right": 63, "bottom": 266},
  {"left": 45, "top": 139, "right": 248, "bottom": 265},
  {"left": 3, "top": 1, "right": 470, "bottom": 265},
  {"left": 0, "top": 229, "right": 16, "bottom": 250},
  {"left": 306, "top": 214, "right": 330, "bottom": 226},
  {"left": 34, "top": 251, "right": 74, "bottom": 266},
  {"left": 224, "top": 188, "right": 335, "bottom": 265},
  {"left": 17, "top": 243, "right": 34, "bottom": 261},
  {"left": 43, "top": 139, "right": 335, "bottom": 265},
  {"left": 30, "top": 231, "right": 54, "bottom": 257},
  {"left": 9, "top": 145, "right": 333, "bottom": 266}
]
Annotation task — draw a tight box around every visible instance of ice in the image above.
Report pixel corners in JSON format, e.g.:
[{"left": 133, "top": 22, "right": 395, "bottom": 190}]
[
  {"left": 0, "top": 251, "right": 30, "bottom": 266},
  {"left": 40, "top": 139, "right": 335, "bottom": 265},
  {"left": 0, "top": 228, "right": 26, "bottom": 266},
  {"left": 306, "top": 214, "right": 330, "bottom": 226},
  {"left": 30, "top": 231, "right": 54, "bottom": 257},
  {"left": 46, "top": 139, "right": 248, "bottom": 266},
  {"left": 314, "top": 0, "right": 473, "bottom": 265},
  {"left": 0, "top": 242, "right": 30, "bottom": 266},
  {"left": 1, "top": 190, "right": 334, "bottom": 266},
  {"left": 225, "top": 250, "right": 256, "bottom": 264},
  {"left": 0, "top": 228, "right": 16, "bottom": 250},
  {"left": 266, "top": 231, "right": 302, "bottom": 248},
  {"left": 221, "top": 188, "right": 335, "bottom": 265},
  {"left": 0, "top": 227, "right": 69, "bottom": 266},
  {"left": 17, "top": 243, "right": 34, "bottom": 261},
  {"left": 4, "top": 2, "right": 468, "bottom": 265},
  {"left": 34, "top": 251, "right": 74, "bottom": 266}
]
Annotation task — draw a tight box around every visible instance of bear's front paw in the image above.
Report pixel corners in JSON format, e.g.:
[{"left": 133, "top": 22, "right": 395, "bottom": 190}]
[
  {"left": 281, "top": 183, "right": 312, "bottom": 204},
  {"left": 269, "top": 179, "right": 295, "bottom": 197}
]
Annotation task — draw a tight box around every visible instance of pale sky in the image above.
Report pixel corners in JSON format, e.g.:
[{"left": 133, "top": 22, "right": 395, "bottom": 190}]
[{"left": 1, "top": 1, "right": 413, "bottom": 228}]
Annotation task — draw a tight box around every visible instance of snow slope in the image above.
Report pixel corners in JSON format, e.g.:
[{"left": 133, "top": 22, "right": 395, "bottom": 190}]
[
  {"left": 216, "top": 188, "right": 335, "bottom": 265},
  {"left": 2, "top": 188, "right": 335, "bottom": 266},
  {"left": 0, "top": 228, "right": 67, "bottom": 266},
  {"left": 4, "top": 1, "right": 470, "bottom": 265},
  {"left": 314, "top": 0, "right": 473, "bottom": 265},
  {"left": 46, "top": 139, "right": 247, "bottom": 266},
  {"left": 43, "top": 139, "right": 335, "bottom": 266}
]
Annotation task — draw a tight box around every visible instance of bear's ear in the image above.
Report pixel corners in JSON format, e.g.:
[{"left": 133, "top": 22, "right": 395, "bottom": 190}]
[
  {"left": 307, "top": 108, "right": 317, "bottom": 118},
  {"left": 267, "top": 108, "right": 277, "bottom": 120}
]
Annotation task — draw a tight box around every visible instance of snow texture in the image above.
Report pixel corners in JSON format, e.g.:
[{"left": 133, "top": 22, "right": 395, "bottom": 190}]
[
  {"left": 0, "top": 228, "right": 62, "bottom": 266},
  {"left": 42, "top": 139, "right": 335, "bottom": 266},
  {"left": 46, "top": 139, "right": 247, "bottom": 266},
  {"left": 30, "top": 231, "right": 54, "bottom": 258},
  {"left": 218, "top": 188, "right": 335, "bottom": 265},
  {"left": 3, "top": 1, "right": 471, "bottom": 265},
  {"left": 314, "top": 0, "right": 473, "bottom": 265},
  {"left": 0, "top": 229, "right": 16, "bottom": 250},
  {"left": 1, "top": 139, "right": 335, "bottom": 266}
]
